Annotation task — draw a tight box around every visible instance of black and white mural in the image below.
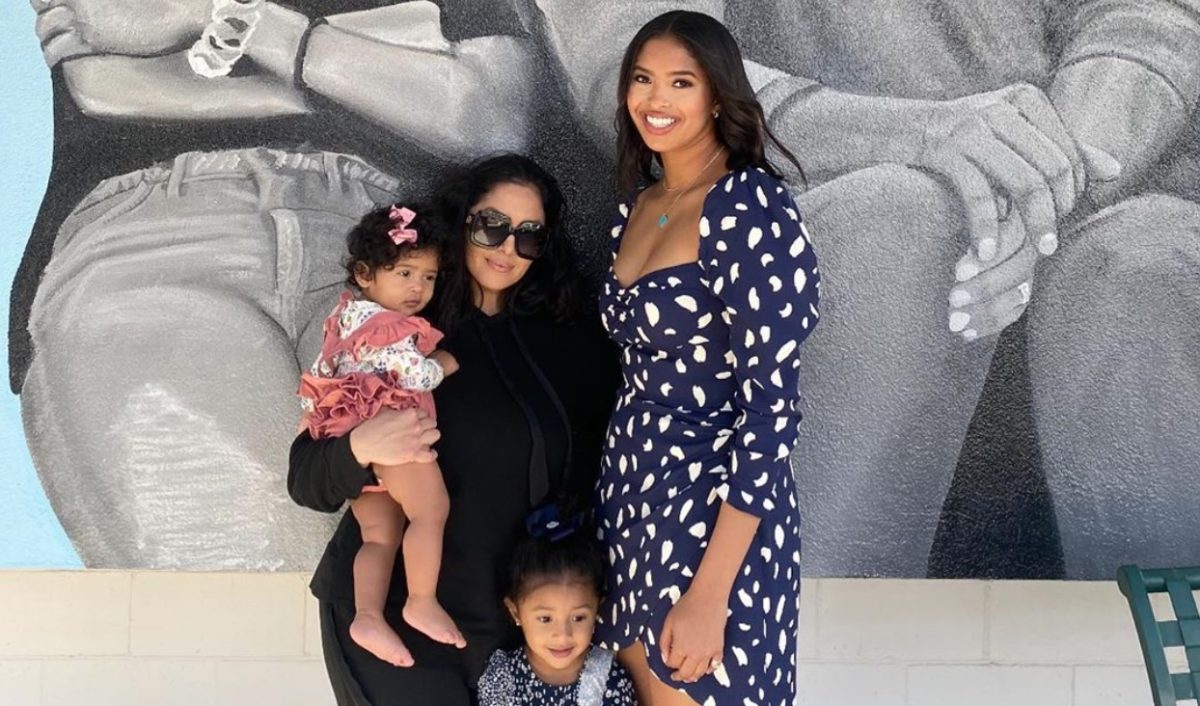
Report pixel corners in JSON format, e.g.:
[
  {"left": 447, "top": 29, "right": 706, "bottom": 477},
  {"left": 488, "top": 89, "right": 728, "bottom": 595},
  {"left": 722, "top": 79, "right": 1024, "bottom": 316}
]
[{"left": 6, "top": 0, "right": 1199, "bottom": 578}]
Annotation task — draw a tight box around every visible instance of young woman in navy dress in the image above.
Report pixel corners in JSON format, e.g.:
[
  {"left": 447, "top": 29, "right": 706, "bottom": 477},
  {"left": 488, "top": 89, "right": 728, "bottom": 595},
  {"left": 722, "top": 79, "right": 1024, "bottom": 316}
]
[{"left": 594, "top": 11, "right": 821, "bottom": 706}]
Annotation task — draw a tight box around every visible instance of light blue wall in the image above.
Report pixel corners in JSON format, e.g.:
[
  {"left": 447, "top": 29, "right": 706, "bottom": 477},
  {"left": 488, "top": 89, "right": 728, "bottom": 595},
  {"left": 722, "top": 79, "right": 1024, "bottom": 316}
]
[{"left": 0, "top": 4, "right": 81, "bottom": 568}]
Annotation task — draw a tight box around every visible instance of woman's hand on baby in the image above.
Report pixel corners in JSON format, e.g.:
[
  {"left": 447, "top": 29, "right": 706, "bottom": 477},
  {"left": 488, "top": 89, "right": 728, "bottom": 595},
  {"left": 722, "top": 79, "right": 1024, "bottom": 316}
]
[
  {"left": 430, "top": 350, "right": 459, "bottom": 377},
  {"left": 659, "top": 584, "right": 727, "bottom": 684},
  {"left": 349, "top": 408, "right": 440, "bottom": 467}
]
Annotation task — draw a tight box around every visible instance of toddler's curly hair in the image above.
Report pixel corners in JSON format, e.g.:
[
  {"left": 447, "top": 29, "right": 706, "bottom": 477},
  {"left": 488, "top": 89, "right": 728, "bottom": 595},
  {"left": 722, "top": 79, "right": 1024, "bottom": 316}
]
[{"left": 344, "top": 202, "right": 445, "bottom": 288}]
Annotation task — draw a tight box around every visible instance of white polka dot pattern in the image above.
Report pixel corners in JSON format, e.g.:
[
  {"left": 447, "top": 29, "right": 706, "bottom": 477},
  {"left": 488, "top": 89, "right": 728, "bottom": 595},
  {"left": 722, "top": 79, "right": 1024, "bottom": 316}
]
[{"left": 594, "top": 168, "right": 820, "bottom": 706}]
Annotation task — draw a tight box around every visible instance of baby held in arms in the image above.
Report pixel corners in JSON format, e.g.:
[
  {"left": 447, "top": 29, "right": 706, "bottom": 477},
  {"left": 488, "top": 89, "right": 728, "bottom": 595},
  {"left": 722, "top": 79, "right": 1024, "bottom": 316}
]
[{"left": 299, "top": 204, "right": 464, "bottom": 666}]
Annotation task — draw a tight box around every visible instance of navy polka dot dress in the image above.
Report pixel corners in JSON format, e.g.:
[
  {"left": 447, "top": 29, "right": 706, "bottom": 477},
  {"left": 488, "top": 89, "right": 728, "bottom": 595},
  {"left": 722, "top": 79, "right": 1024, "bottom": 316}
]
[{"left": 594, "top": 168, "right": 820, "bottom": 706}]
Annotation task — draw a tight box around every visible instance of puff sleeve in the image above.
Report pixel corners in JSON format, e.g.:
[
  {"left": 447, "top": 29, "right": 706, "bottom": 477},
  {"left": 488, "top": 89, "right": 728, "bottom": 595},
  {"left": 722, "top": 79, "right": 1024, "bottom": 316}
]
[{"left": 697, "top": 168, "right": 820, "bottom": 518}]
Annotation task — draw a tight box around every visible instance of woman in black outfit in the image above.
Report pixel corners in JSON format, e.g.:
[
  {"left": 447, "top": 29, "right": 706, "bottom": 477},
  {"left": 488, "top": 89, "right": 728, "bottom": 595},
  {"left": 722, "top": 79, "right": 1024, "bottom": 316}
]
[{"left": 288, "top": 154, "right": 619, "bottom": 706}]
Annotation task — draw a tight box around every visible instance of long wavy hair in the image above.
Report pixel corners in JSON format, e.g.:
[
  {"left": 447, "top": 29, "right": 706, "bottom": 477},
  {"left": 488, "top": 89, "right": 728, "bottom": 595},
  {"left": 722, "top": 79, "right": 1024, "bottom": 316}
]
[
  {"left": 431, "top": 154, "right": 580, "bottom": 333},
  {"left": 614, "top": 10, "right": 804, "bottom": 193}
]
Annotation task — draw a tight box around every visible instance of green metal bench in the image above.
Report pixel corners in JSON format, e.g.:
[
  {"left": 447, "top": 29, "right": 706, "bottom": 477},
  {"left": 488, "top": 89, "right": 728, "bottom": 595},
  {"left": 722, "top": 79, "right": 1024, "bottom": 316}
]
[{"left": 1116, "top": 565, "right": 1200, "bottom": 705}]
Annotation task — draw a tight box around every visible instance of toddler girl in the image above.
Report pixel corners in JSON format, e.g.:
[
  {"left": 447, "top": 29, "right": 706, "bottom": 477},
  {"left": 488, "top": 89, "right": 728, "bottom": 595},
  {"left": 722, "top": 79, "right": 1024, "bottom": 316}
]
[
  {"left": 299, "top": 203, "right": 464, "bottom": 667},
  {"left": 478, "top": 507, "right": 636, "bottom": 705}
]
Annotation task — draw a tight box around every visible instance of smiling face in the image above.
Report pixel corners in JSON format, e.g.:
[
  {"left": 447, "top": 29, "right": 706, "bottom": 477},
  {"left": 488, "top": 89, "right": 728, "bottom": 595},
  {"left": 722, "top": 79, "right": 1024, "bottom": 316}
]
[
  {"left": 505, "top": 578, "right": 599, "bottom": 685},
  {"left": 464, "top": 181, "right": 545, "bottom": 314},
  {"left": 354, "top": 247, "right": 439, "bottom": 316},
  {"left": 626, "top": 35, "right": 719, "bottom": 156}
]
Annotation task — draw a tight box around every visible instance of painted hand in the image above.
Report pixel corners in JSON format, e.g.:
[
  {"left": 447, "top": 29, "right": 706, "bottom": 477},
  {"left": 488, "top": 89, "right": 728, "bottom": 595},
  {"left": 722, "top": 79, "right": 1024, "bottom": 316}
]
[
  {"left": 921, "top": 84, "right": 1122, "bottom": 342},
  {"left": 946, "top": 213, "right": 1037, "bottom": 342},
  {"left": 944, "top": 148, "right": 1119, "bottom": 342},
  {"left": 917, "top": 83, "right": 1089, "bottom": 265}
]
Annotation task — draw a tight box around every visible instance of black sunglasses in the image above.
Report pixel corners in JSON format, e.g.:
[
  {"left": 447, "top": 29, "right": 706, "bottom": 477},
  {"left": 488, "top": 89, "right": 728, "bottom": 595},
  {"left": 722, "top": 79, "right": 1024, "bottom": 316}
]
[{"left": 466, "top": 208, "right": 547, "bottom": 260}]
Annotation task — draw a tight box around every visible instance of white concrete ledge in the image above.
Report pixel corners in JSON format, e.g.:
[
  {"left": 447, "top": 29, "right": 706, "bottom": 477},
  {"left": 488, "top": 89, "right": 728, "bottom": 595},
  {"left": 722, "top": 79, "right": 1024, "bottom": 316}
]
[{"left": 0, "top": 572, "right": 1157, "bottom": 705}]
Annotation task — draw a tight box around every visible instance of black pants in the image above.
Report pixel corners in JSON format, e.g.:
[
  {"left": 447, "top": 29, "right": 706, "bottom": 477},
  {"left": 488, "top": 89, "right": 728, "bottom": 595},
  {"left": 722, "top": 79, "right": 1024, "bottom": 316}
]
[{"left": 320, "top": 601, "right": 474, "bottom": 706}]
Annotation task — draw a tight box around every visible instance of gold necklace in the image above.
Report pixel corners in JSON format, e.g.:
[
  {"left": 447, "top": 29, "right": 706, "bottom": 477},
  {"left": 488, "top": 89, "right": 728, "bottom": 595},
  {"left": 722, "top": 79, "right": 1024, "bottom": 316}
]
[{"left": 658, "top": 146, "right": 724, "bottom": 229}]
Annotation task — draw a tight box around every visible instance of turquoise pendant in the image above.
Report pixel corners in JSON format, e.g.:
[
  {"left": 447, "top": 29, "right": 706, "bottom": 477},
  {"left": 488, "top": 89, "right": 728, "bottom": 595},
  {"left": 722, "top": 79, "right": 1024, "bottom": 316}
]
[{"left": 658, "top": 213, "right": 668, "bottom": 228}]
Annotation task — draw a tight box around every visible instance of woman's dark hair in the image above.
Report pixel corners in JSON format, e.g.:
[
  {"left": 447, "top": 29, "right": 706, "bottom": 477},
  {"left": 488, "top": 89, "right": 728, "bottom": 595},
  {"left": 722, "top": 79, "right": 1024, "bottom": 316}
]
[
  {"left": 507, "top": 530, "right": 605, "bottom": 603},
  {"left": 344, "top": 202, "right": 445, "bottom": 288},
  {"left": 614, "top": 10, "right": 804, "bottom": 193},
  {"left": 431, "top": 154, "right": 580, "bottom": 333}
]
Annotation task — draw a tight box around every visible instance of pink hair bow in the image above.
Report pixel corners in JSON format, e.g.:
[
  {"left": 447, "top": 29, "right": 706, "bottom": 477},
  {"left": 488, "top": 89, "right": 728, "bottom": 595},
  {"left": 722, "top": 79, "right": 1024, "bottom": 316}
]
[{"left": 388, "top": 206, "right": 419, "bottom": 245}]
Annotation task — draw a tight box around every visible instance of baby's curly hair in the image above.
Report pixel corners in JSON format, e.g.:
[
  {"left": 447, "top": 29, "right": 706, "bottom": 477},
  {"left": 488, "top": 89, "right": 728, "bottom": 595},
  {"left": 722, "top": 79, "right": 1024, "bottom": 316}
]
[{"left": 344, "top": 202, "right": 445, "bottom": 288}]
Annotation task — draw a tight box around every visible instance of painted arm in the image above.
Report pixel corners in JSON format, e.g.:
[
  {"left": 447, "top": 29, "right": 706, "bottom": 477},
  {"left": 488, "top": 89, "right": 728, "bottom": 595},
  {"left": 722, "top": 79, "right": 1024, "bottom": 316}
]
[
  {"left": 1048, "top": 0, "right": 1200, "bottom": 206},
  {"left": 34, "top": 0, "right": 307, "bottom": 119},
  {"left": 750, "top": 1, "right": 1200, "bottom": 207},
  {"left": 938, "top": 0, "right": 1200, "bottom": 338},
  {"left": 60, "top": 54, "right": 308, "bottom": 120},
  {"left": 41, "top": 0, "right": 536, "bottom": 159},
  {"left": 249, "top": 1, "right": 536, "bottom": 160}
]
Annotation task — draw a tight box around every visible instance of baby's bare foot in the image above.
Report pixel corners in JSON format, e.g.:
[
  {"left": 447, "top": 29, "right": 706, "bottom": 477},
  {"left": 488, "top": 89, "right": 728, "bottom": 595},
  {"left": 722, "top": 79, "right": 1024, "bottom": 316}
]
[
  {"left": 350, "top": 612, "right": 414, "bottom": 667},
  {"left": 403, "top": 596, "right": 466, "bottom": 648}
]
